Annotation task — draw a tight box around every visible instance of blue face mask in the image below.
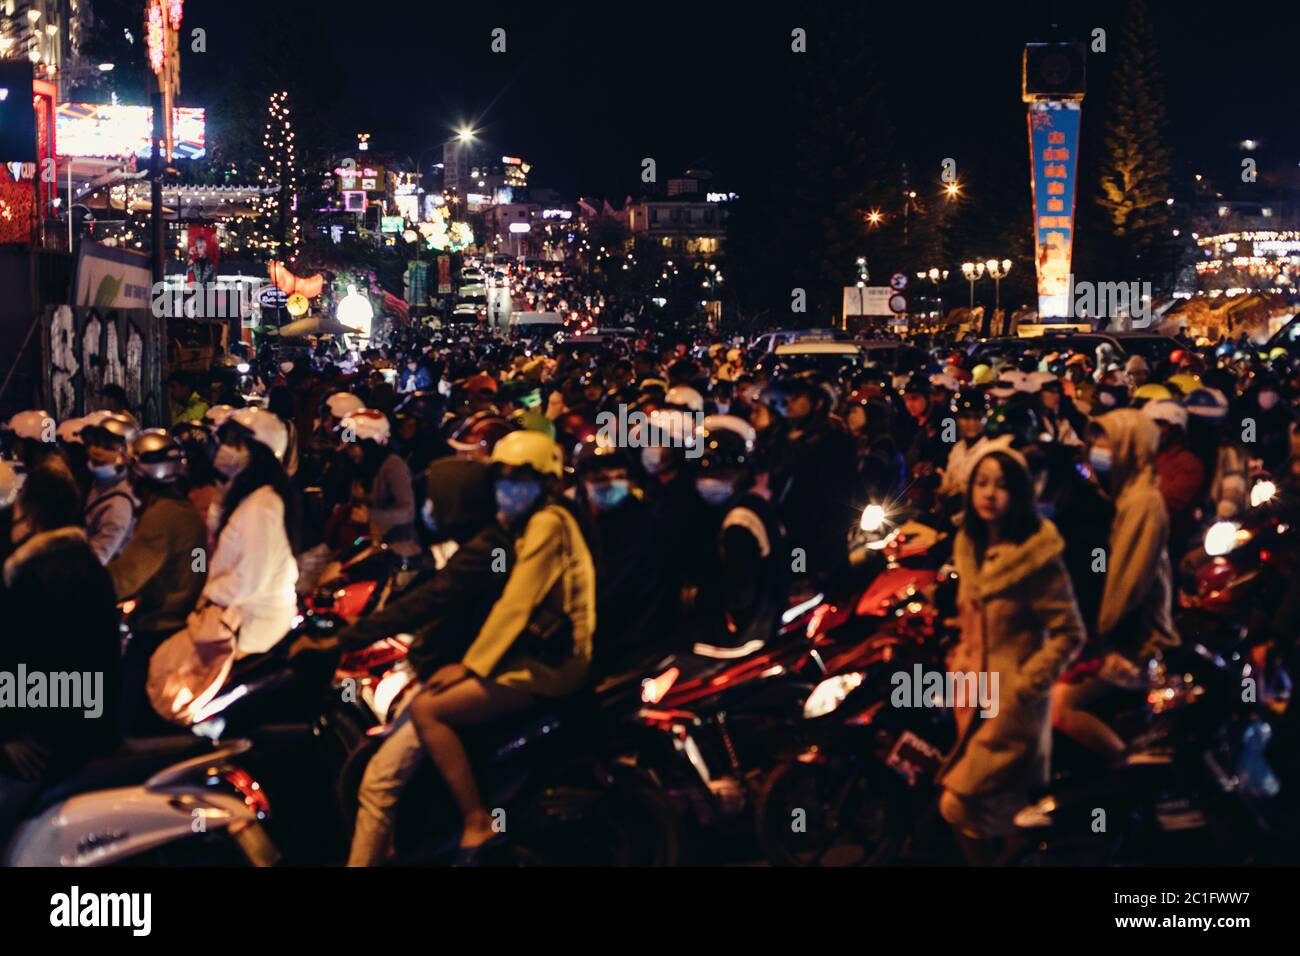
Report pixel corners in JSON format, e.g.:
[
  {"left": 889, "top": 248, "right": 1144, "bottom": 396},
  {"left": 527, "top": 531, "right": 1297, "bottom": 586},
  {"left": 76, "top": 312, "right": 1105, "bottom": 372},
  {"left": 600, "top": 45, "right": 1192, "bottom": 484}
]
[
  {"left": 90, "top": 464, "right": 121, "bottom": 481},
  {"left": 495, "top": 479, "right": 542, "bottom": 520},
  {"left": 1089, "top": 447, "right": 1113, "bottom": 477},
  {"left": 696, "top": 476, "right": 735, "bottom": 507},
  {"left": 421, "top": 498, "right": 439, "bottom": 534},
  {"left": 586, "top": 479, "right": 630, "bottom": 512}
]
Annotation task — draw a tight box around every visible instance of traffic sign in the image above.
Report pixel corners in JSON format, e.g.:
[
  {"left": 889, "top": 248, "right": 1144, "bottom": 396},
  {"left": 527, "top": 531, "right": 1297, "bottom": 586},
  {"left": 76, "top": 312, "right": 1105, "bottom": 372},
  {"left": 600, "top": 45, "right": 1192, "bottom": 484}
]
[
  {"left": 889, "top": 272, "right": 909, "bottom": 291},
  {"left": 889, "top": 293, "right": 908, "bottom": 314}
]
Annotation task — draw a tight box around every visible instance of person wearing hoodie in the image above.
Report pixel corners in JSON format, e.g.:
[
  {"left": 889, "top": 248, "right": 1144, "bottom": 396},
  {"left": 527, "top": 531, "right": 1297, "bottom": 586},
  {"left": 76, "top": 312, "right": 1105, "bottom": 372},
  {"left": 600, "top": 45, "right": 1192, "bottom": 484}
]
[
  {"left": 291, "top": 458, "right": 513, "bottom": 866},
  {"left": 937, "top": 445, "right": 1087, "bottom": 864},
  {"left": 1051, "top": 409, "right": 1179, "bottom": 765},
  {"left": 1143, "top": 400, "right": 1207, "bottom": 558},
  {"left": 0, "top": 464, "right": 120, "bottom": 834}
]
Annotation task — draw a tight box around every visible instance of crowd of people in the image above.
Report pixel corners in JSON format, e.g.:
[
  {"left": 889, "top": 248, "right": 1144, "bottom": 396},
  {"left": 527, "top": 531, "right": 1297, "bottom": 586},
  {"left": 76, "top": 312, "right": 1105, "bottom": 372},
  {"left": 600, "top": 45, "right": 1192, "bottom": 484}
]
[{"left": 1, "top": 319, "right": 1297, "bottom": 864}]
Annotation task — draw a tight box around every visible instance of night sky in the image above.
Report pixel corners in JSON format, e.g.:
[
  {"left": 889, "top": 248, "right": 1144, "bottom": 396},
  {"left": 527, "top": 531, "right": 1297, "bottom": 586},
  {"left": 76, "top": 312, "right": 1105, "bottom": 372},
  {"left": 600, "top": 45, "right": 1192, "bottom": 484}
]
[{"left": 183, "top": 0, "right": 1300, "bottom": 200}]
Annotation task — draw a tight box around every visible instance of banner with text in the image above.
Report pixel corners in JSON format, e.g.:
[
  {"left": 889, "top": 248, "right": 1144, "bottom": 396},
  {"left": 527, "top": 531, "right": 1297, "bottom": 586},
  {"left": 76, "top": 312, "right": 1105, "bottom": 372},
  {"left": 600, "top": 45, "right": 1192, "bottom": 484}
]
[{"left": 1027, "top": 100, "right": 1081, "bottom": 319}]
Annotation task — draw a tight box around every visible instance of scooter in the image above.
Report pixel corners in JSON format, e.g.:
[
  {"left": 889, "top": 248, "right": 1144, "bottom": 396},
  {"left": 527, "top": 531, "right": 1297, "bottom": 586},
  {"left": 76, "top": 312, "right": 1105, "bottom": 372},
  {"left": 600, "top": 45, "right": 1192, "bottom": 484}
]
[{"left": 3, "top": 738, "right": 279, "bottom": 867}]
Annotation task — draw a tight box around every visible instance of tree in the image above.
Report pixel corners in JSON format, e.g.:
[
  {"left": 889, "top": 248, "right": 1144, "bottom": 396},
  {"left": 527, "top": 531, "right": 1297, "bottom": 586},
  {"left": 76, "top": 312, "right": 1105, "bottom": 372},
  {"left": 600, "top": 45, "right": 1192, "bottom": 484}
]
[
  {"left": 250, "top": 91, "right": 301, "bottom": 264},
  {"left": 1095, "top": 0, "right": 1173, "bottom": 277}
]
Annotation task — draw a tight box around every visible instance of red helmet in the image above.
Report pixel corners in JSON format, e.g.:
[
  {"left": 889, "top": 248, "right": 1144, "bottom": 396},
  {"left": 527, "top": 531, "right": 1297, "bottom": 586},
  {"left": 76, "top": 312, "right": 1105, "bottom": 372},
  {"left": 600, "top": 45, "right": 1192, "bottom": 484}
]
[{"left": 446, "top": 412, "right": 516, "bottom": 456}]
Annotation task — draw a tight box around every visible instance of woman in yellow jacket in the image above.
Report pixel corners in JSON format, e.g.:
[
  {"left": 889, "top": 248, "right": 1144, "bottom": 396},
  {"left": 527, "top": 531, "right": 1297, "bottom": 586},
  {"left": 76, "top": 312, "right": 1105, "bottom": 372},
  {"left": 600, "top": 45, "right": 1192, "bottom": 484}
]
[{"left": 407, "top": 431, "right": 596, "bottom": 863}]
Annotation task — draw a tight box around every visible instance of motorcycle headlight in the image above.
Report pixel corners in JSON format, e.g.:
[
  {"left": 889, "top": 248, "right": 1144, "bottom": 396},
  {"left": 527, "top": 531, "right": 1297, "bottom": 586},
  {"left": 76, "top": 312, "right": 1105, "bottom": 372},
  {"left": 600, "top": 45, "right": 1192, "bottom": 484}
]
[
  {"left": 860, "top": 504, "right": 887, "bottom": 533},
  {"left": 803, "top": 672, "right": 865, "bottom": 719},
  {"left": 1204, "top": 521, "right": 1242, "bottom": 557},
  {"left": 1250, "top": 480, "right": 1277, "bottom": 508}
]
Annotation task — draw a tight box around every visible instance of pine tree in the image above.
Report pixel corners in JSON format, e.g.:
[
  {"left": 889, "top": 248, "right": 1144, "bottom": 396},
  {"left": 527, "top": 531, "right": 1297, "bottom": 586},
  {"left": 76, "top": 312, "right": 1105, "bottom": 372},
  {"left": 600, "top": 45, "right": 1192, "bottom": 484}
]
[
  {"left": 252, "top": 91, "right": 301, "bottom": 262},
  {"left": 1095, "top": 0, "right": 1172, "bottom": 256}
]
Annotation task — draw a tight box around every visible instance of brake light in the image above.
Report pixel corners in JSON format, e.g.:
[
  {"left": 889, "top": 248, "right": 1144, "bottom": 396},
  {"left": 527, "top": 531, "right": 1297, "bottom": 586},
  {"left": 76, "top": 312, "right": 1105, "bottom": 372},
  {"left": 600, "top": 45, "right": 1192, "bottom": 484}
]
[
  {"left": 641, "top": 667, "right": 680, "bottom": 704},
  {"left": 223, "top": 768, "right": 272, "bottom": 818}
]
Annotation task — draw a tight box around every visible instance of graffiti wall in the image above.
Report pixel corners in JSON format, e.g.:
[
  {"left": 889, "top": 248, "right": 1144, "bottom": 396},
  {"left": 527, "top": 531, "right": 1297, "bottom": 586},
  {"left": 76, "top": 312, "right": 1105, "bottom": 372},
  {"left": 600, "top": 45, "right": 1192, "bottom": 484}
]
[{"left": 42, "top": 306, "right": 166, "bottom": 427}]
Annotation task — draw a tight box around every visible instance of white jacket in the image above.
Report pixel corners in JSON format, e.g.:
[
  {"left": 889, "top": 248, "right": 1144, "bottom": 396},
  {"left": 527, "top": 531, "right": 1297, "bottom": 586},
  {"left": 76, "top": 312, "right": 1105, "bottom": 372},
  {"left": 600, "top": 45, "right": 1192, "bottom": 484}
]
[
  {"left": 940, "top": 437, "right": 989, "bottom": 499},
  {"left": 203, "top": 485, "right": 298, "bottom": 656}
]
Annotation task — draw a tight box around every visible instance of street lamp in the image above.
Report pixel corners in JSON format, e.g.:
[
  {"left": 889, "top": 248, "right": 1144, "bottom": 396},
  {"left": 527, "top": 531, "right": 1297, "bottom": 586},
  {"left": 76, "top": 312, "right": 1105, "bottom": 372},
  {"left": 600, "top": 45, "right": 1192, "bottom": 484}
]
[
  {"left": 961, "top": 260, "right": 985, "bottom": 312},
  {"left": 986, "top": 258, "right": 1012, "bottom": 329},
  {"left": 854, "top": 257, "right": 869, "bottom": 331}
]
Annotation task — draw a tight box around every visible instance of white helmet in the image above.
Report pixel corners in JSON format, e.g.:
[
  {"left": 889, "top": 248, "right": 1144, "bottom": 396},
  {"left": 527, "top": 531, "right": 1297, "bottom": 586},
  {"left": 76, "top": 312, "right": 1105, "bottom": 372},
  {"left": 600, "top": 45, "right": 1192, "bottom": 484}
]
[
  {"left": 326, "top": 392, "right": 366, "bottom": 420},
  {"left": 340, "top": 408, "right": 391, "bottom": 446},
  {"left": 697, "top": 414, "right": 757, "bottom": 452},
  {"left": 6, "top": 410, "right": 55, "bottom": 442},
  {"left": 1025, "top": 371, "right": 1060, "bottom": 393},
  {"left": 634, "top": 407, "right": 698, "bottom": 448},
  {"left": 1143, "top": 398, "right": 1189, "bottom": 430},
  {"left": 664, "top": 385, "right": 704, "bottom": 413},
  {"left": 56, "top": 417, "right": 87, "bottom": 444},
  {"left": 204, "top": 404, "right": 236, "bottom": 427},
  {"left": 225, "top": 407, "right": 289, "bottom": 461}
]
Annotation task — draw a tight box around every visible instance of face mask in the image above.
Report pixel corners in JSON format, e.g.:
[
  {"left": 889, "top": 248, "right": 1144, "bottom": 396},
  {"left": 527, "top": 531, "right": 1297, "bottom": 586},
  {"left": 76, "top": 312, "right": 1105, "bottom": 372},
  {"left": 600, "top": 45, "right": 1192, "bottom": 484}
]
[
  {"left": 1089, "top": 447, "right": 1113, "bottom": 477},
  {"left": 1259, "top": 391, "right": 1280, "bottom": 411},
  {"left": 421, "top": 498, "right": 439, "bottom": 533},
  {"left": 214, "top": 444, "right": 250, "bottom": 479},
  {"left": 696, "top": 476, "right": 735, "bottom": 507},
  {"left": 586, "top": 479, "right": 630, "bottom": 512},
  {"left": 640, "top": 446, "right": 673, "bottom": 476},
  {"left": 495, "top": 479, "right": 542, "bottom": 520},
  {"left": 714, "top": 401, "right": 731, "bottom": 415},
  {"left": 90, "top": 463, "right": 122, "bottom": 480}
]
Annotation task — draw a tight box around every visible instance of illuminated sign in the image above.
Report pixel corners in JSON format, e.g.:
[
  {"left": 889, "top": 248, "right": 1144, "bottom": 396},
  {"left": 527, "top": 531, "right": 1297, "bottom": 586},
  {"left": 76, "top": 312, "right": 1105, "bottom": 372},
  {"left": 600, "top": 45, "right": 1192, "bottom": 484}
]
[
  {"left": 509, "top": 222, "right": 531, "bottom": 234},
  {"left": 706, "top": 192, "right": 737, "bottom": 203},
  {"left": 381, "top": 216, "right": 405, "bottom": 234},
  {"left": 56, "top": 103, "right": 206, "bottom": 159},
  {"left": 1027, "top": 101, "right": 1081, "bottom": 318},
  {"left": 342, "top": 190, "right": 366, "bottom": 212},
  {"left": 502, "top": 156, "right": 523, "bottom": 165},
  {"left": 542, "top": 209, "right": 572, "bottom": 220},
  {"left": 466, "top": 192, "right": 490, "bottom": 206},
  {"left": 335, "top": 165, "right": 384, "bottom": 192}
]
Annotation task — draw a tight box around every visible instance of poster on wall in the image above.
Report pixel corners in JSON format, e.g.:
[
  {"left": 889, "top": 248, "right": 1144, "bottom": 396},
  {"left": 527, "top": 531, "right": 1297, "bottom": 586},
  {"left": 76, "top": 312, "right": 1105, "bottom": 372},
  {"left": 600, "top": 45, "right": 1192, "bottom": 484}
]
[
  {"left": 44, "top": 305, "right": 166, "bottom": 427},
  {"left": 1027, "top": 100, "right": 1082, "bottom": 319},
  {"left": 186, "top": 224, "right": 219, "bottom": 285}
]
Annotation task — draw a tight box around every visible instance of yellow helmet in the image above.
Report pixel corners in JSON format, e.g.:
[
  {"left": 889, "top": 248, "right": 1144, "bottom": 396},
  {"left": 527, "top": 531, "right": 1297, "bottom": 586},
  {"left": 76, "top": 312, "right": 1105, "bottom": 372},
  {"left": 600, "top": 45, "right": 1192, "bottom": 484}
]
[
  {"left": 1166, "top": 373, "right": 1202, "bottom": 396},
  {"left": 971, "top": 364, "right": 995, "bottom": 386},
  {"left": 491, "top": 429, "right": 564, "bottom": 477},
  {"left": 1133, "top": 383, "right": 1173, "bottom": 402},
  {"left": 1269, "top": 347, "right": 1288, "bottom": 361}
]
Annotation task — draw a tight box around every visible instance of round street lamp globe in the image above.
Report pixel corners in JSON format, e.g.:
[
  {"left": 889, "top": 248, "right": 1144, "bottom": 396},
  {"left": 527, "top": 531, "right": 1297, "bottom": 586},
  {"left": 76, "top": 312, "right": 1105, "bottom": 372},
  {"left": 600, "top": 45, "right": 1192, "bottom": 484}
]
[{"left": 338, "top": 284, "right": 374, "bottom": 338}]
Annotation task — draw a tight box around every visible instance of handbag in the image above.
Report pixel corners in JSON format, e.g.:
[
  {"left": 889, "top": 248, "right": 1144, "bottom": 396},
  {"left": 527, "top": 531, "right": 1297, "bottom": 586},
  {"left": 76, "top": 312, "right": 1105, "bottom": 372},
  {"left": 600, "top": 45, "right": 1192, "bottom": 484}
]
[{"left": 146, "top": 601, "right": 242, "bottom": 726}]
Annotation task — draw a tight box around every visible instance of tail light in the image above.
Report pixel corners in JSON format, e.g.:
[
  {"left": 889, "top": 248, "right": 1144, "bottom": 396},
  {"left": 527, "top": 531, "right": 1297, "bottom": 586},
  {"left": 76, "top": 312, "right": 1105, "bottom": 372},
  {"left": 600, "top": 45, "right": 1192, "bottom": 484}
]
[
  {"left": 222, "top": 767, "right": 272, "bottom": 819},
  {"left": 641, "top": 667, "right": 680, "bottom": 704}
]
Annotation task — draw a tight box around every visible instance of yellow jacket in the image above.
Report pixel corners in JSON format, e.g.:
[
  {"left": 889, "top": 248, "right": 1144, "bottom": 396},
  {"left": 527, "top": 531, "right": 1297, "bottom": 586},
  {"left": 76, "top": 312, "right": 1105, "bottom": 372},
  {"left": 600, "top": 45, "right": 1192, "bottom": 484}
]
[{"left": 462, "top": 503, "right": 596, "bottom": 697}]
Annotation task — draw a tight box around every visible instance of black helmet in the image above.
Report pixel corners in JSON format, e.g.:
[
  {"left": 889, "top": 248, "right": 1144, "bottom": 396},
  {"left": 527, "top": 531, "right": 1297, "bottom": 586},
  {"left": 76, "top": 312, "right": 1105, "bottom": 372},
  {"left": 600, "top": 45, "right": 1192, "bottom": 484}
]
[
  {"left": 758, "top": 379, "right": 794, "bottom": 419},
  {"left": 574, "top": 439, "right": 632, "bottom": 476},
  {"left": 696, "top": 414, "right": 759, "bottom": 474},
  {"left": 82, "top": 412, "right": 140, "bottom": 448},
  {"left": 985, "top": 399, "right": 1045, "bottom": 448},
  {"left": 129, "top": 429, "right": 187, "bottom": 484},
  {"left": 950, "top": 388, "right": 988, "bottom": 418}
]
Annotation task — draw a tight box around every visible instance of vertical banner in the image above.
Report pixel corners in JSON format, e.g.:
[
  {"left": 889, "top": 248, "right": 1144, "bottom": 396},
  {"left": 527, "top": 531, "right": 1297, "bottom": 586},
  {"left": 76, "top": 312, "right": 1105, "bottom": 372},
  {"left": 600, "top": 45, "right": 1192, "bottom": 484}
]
[
  {"left": 436, "top": 255, "right": 452, "bottom": 294},
  {"left": 1027, "top": 100, "right": 1081, "bottom": 319}
]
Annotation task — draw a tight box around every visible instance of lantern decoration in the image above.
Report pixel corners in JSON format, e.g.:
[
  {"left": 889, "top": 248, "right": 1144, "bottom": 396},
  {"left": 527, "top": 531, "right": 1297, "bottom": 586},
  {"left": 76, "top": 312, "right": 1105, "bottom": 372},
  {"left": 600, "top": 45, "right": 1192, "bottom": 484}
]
[
  {"left": 268, "top": 259, "right": 324, "bottom": 299},
  {"left": 167, "top": 0, "right": 185, "bottom": 29},
  {"left": 416, "top": 205, "right": 474, "bottom": 253},
  {"left": 286, "top": 292, "right": 309, "bottom": 317}
]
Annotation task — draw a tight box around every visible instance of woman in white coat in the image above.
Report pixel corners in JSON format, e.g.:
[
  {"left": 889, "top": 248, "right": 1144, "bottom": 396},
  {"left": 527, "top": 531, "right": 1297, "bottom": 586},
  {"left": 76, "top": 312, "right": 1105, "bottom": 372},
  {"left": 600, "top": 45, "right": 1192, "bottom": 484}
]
[{"left": 205, "top": 407, "right": 300, "bottom": 657}]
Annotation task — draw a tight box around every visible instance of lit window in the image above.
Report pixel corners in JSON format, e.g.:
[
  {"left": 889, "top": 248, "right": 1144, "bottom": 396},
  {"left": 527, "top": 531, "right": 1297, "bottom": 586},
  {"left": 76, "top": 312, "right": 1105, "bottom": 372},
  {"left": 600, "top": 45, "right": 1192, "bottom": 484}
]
[{"left": 1262, "top": 208, "right": 1274, "bottom": 217}]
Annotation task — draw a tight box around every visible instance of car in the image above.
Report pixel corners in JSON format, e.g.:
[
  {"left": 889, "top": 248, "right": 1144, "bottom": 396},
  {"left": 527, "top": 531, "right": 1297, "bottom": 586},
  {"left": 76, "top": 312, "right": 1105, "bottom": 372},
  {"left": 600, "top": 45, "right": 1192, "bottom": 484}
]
[
  {"left": 764, "top": 341, "right": 864, "bottom": 375},
  {"left": 748, "top": 328, "right": 849, "bottom": 356},
  {"left": 968, "top": 329, "right": 1182, "bottom": 368}
]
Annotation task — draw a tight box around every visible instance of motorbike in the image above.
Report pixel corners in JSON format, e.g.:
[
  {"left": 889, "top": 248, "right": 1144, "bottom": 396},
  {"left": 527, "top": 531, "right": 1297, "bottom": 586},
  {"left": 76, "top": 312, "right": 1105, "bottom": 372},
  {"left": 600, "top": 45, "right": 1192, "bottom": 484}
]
[
  {"left": 624, "top": 503, "right": 951, "bottom": 842},
  {"left": 3, "top": 738, "right": 279, "bottom": 867}
]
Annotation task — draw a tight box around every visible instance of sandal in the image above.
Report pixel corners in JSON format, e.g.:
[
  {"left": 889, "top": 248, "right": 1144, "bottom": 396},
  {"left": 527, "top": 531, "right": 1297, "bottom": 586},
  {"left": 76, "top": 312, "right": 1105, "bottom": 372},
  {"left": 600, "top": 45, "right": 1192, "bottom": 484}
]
[{"left": 451, "top": 832, "right": 509, "bottom": 867}]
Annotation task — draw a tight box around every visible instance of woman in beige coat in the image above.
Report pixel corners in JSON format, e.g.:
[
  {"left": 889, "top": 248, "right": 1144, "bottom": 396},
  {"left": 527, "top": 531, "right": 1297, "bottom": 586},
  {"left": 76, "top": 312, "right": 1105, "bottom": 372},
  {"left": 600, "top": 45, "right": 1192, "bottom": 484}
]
[{"left": 937, "top": 443, "right": 1087, "bottom": 864}]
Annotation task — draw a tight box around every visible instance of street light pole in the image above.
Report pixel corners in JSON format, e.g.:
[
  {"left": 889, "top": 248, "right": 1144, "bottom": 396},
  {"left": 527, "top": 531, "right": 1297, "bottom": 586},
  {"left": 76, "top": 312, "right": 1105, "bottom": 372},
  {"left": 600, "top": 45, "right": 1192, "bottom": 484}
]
[
  {"left": 961, "top": 260, "right": 986, "bottom": 334},
  {"left": 985, "top": 258, "right": 1012, "bottom": 334}
]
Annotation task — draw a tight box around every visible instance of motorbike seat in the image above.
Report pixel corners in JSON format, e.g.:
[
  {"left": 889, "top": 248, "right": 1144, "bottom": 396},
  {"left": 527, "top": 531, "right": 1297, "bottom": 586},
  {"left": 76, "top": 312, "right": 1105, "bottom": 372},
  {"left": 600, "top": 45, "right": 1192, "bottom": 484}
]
[{"left": 24, "top": 736, "right": 213, "bottom": 818}]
